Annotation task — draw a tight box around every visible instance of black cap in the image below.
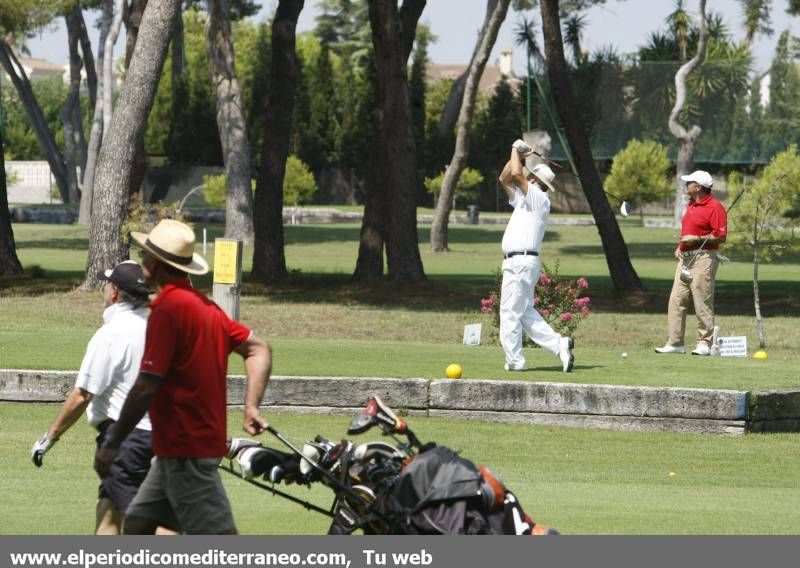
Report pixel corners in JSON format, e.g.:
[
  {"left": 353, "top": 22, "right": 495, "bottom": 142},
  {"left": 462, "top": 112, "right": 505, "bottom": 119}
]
[{"left": 98, "top": 261, "right": 150, "bottom": 298}]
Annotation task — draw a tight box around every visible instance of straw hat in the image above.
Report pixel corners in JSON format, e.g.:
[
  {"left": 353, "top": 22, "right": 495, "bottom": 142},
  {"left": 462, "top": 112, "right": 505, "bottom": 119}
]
[
  {"left": 528, "top": 163, "right": 556, "bottom": 192},
  {"left": 131, "top": 219, "right": 209, "bottom": 275}
]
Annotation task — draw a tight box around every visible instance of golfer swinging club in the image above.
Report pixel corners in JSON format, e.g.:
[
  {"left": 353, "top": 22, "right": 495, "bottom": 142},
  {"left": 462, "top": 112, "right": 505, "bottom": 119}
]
[{"left": 497, "top": 139, "right": 574, "bottom": 372}]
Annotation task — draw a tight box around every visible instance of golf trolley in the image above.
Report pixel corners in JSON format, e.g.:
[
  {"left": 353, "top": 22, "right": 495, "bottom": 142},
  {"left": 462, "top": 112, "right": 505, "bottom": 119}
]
[{"left": 220, "top": 397, "right": 558, "bottom": 535}]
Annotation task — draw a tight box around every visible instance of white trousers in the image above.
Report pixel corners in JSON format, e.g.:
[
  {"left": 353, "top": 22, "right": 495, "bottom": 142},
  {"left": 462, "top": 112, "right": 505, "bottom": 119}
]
[{"left": 499, "top": 255, "right": 562, "bottom": 369}]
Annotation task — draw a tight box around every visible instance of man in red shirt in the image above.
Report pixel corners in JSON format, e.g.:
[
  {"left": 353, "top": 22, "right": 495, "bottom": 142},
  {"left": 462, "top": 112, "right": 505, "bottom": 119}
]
[
  {"left": 655, "top": 171, "right": 727, "bottom": 356},
  {"left": 94, "top": 219, "right": 272, "bottom": 534}
]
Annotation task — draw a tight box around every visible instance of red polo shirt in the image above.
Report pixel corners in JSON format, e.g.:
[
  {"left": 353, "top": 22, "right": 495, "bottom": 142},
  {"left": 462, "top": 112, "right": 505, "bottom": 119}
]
[
  {"left": 680, "top": 193, "right": 727, "bottom": 251},
  {"left": 141, "top": 279, "right": 251, "bottom": 457}
]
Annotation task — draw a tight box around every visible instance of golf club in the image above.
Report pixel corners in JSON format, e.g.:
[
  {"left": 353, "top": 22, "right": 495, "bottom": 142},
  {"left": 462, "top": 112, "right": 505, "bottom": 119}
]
[
  {"left": 679, "top": 188, "right": 746, "bottom": 284},
  {"left": 522, "top": 147, "right": 631, "bottom": 217},
  {"left": 265, "top": 424, "right": 393, "bottom": 524}
]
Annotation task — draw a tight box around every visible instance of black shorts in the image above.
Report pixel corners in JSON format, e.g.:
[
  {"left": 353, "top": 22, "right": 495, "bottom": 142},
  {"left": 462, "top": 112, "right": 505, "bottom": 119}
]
[{"left": 95, "top": 422, "right": 153, "bottom": 515}]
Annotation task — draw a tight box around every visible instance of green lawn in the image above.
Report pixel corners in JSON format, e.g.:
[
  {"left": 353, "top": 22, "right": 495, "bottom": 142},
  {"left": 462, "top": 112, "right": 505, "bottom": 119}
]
[
  {"left": 2, "top": 404, "right": 799, "bottom": 535},
  {"left": 2, "top": 220, "right": 799, "bottom": 390}
]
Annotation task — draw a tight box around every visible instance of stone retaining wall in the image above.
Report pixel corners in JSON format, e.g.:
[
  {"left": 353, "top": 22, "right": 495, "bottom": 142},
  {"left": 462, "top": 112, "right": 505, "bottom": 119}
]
[{"left": 3, "top": 369, "right": 799, "bottom": 435}]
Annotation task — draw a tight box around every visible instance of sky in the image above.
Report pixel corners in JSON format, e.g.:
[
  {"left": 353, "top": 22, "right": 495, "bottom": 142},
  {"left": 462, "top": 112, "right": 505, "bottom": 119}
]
[{"left": 21, "top": 0, "right": 800, "bottom": 76}]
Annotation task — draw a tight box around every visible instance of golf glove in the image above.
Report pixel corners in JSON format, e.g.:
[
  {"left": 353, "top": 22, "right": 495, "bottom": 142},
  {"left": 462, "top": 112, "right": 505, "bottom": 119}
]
[
  {"left": 31, "top": 433, "right": 56, "bottom": 467},
  {"left": 512, "top": 139, "right": 531, "bottom": 154}
]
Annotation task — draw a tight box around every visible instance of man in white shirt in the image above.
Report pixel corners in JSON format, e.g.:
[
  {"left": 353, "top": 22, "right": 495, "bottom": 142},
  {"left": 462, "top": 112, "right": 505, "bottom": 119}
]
[
  {"left": 31, "top": 260, "right": 152, "bottom": 534},
  {"left": 497, "top": 140, "right": 574, "bottom": 372}
]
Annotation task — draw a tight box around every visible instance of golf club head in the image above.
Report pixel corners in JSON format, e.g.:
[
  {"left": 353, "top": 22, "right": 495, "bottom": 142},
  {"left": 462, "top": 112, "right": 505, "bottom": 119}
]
[
  {"left": 620, "top": 201, "right": 630, "bottom": 217},
  {"left": 348, "top": 397, "right": 407, "bottom": 436},
  {"left": 679, "top": 267, "right": 693, "bottom": 284},
  {"left": 347, "top": 412, "right": 376, "bottom": 435}
]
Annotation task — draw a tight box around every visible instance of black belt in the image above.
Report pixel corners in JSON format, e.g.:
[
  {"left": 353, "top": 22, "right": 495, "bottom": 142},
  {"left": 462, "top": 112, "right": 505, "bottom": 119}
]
[{"left": 504, "top": 250, "right": 538, "bottom": 259}]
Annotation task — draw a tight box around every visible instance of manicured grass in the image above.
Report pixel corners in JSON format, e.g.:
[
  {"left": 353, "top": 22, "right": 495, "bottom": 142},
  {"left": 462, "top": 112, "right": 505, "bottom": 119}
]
[
  {"left": 2, "top": 221, "right": 799, "bottom": 390},
  {"left": 3, "top": 403, "right": 800, "bottom": 535}
]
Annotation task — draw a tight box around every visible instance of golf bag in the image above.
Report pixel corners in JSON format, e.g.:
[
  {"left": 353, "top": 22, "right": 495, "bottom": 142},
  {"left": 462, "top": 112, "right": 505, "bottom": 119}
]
[{"left": 222, "top": 397, "right": 557, "bottom": 536}]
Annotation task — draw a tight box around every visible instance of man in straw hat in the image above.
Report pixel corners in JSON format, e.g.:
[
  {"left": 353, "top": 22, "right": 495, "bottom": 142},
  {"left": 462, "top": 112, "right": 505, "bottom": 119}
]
[
  {"left": 496, "top": 140, "right": 574, "bottom": 373},
  {"left": 94, "top": 219, "right": 272, "bottom": 534},
  {"left": 32, "top": 261, "right": 155, "bottom": 534}
]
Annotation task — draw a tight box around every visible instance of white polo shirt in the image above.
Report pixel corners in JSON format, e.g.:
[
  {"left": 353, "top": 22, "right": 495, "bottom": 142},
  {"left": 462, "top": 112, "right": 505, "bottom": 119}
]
[
  {"left": 501, "top": 182, "right": 550, "bottom": 254},
  {"left": 75, "top": 302, "right": 151, "bottom": 431}
]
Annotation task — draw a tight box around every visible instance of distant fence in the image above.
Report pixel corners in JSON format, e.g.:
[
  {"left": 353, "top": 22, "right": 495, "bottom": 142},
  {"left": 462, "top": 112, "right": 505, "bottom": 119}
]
[{"left": 5, "top": 161, "right": 55, "bottom": 204}]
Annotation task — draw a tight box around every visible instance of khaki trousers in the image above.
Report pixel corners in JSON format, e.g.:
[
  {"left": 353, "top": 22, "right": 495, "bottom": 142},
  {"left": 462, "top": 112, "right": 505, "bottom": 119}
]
[{"left": 666, "top": 250, "right": 719, "bottom": 347}]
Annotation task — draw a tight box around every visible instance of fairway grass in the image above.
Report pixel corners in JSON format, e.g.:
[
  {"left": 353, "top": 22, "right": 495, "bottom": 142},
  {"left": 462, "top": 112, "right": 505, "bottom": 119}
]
[
  {"left": 2, "top": 221, "right": 800, "bottom": 390},
  {"left": 2, "top": 404, "right": 800, "bottom": 535},
  {"left": 1, "top": 293, "right": 798, "bottom": 390}
]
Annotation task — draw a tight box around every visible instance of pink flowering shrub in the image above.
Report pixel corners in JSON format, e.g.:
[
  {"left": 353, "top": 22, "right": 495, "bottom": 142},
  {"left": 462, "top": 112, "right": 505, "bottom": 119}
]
[{"left": 480, "top": 261, "right": 591, "bottom": 345}]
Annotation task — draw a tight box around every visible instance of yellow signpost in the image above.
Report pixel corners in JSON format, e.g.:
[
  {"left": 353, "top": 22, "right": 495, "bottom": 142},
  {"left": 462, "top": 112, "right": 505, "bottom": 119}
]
[{"left": 212, "top": 239, "right": 243, "bottom": 320}]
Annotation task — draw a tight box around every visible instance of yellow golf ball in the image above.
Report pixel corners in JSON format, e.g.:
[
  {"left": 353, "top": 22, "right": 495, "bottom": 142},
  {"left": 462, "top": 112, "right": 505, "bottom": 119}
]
[
  {"left": 446, "top": 363, "right": 462, "bottom": 379},
  {"left": 753, "top": 350, "right": 768, "bottom": 360}
]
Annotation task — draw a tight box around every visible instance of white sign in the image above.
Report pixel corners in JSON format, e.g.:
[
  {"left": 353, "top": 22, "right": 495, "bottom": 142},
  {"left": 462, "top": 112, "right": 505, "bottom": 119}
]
[
  {"left": 463, "top": 323, "right": 482, "bottom": 346},
  {"left": 718, "top": 336, "right": 747, "bottom": 357}
]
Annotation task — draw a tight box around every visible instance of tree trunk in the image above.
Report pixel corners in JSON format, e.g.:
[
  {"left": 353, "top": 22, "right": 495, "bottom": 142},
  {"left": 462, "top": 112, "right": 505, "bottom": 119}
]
[
  {"left": 430, "top": 0, "right": 509, "bottom": 252},
  {"left": 540, "top": 0, "right": 642, "bottom": 293},
  {"left": 752, "top": 230, "right": 766, "bottom": 349},
  {"left": 207, "top": 0, "right": 255, "bottom": 244},
  {"left": 0, "top": 41, "right": 70, "bottom": 203},
  {"left": 103, "top": 0, "right": 126, "bottom": 139},
  {"left": 124, "top": 0, "right": 149, "bottom": 199},
  {"left": 435, "top": 0, "right": 497, "bottom": 140},
  {"left": 61, "top": 6, "right": 86, "bottom": 205},
  {"left": 353, "top": 143, "right": 389, "bottom": 281},
  {"left": 82, "top": 0, "right": 181, "bottom": 289},
  {"left": 354, "top": 0, "right": 424, "bottom": 282},
  {"left": 172, "top": 7, "right": 185, "bottom": 98},
  {"left": 75, "top": 5, "right": 98, "bottom": 113},
  {"left": 80, "top": 0, "right": 113, "bottom": 225},
  {"left": 668, "top": 0, "right": 708, "bottom": 225},
  {"left": 362, "top": 0, "right": 426, "bottom": 282},
  {"left": 0, "top": 135, "right": 23, "bottom": 276},
  {"left": 251, "top": 0, "right": 304, "bottom": 283}
]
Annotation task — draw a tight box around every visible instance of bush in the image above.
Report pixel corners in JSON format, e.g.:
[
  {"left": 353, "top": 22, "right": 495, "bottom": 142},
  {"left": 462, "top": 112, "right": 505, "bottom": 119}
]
[
  {"left": 202, "top": 174, "right": 228, "bottom": 209},
  {"left": 121, "top": 194, "right": 186, "bottom": 242},
  {"left": 203, "top": 155, "right": 316, "bottom": 208},
  {"left": 284, "top": 155, "right": 317, "bottom": 205},
  {"left": 424, "top": 167, "right": 485, "bottom": 204},
  {"left": 605, "top": 139, "right": 671, "bottom": 216},
  {"left": 481, "top": 261, "right": 591, "bottom": 346}
]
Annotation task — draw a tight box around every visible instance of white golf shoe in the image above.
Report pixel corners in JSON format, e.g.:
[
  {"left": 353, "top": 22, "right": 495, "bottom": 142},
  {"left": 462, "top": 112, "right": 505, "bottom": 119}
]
[
  {"left": 559, "top": 337, "right": 574, "bottom": 372},
  {"left": 504, "top": 362, "right": 525, "bottom": 372},
  {"left": 654, "top": 344, "right": 686, "bottom": 354},
  {"left": 691, "top": 343, "right": 711, "bottom": 356}
]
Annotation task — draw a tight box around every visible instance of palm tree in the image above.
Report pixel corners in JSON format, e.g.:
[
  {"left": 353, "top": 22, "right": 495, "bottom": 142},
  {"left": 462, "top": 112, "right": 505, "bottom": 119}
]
[
  {"left": 562, "top": 13, "right": 588, "bottom": 65},
  {"left": 666, "top": 0, "right": 691, "bottom": 61},
  {"left": 739, "top": 0, "right": 772, "bottom": 46}
]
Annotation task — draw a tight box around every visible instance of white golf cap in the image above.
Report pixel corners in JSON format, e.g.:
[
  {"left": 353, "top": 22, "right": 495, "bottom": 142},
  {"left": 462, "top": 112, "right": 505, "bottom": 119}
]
[{"left": 680, "top": 170, "right": 713, "bottom": 189}]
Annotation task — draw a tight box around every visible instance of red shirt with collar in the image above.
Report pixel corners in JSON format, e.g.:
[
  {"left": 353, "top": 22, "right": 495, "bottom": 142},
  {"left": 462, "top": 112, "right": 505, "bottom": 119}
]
[
  {"left": 141, "top": 279, "right": 251, "bottom": 457},
  {"left": 680, "top": 193, "right": 727, "bottom": 251}
]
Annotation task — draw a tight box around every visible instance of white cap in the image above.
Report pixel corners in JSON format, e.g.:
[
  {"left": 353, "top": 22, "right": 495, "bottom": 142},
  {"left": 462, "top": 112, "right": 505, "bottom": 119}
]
[{"left": 680, "top": 170, "right": 713, "bottom": 189}]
